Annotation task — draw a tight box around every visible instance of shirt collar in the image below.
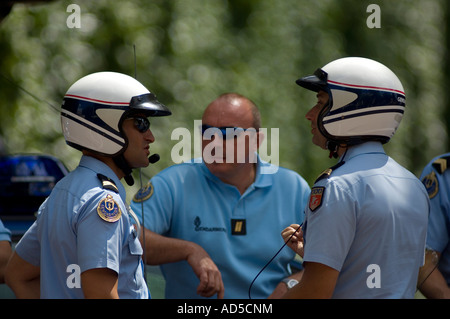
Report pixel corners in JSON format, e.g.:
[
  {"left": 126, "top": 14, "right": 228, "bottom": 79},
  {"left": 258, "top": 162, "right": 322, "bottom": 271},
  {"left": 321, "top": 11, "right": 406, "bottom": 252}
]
[
  {"left": 199, "top": 153, "right": 274, "bottom": 190},
  {"left": 79, "top": 155, "right": 126, "bottom": 200},
  {"left": 341, "top": 141, "right": 386, "bottom": 162}
]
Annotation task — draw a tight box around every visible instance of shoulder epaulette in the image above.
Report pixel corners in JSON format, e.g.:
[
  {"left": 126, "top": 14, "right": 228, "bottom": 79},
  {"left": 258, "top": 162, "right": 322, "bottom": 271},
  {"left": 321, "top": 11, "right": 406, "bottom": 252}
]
[
  {"left": 432, "top": 156, "right": 450, "bottom": 174},
  {"left": 97, "top": 173, "right": 119, "bottom": 193},
  {"left": 314, "top": 161, "right": 345, "bottom": 184}
]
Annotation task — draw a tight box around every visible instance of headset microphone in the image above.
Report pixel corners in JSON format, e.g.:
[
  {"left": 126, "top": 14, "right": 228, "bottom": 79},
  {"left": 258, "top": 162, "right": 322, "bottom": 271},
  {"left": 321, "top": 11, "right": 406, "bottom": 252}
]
[{"left": 148, "top": 153, "right": 160, "bottom": 164}]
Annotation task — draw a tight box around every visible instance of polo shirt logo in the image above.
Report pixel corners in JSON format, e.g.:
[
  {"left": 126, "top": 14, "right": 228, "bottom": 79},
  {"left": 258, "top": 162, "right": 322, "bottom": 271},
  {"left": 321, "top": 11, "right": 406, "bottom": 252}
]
[{"left": 194, "top": 216, "right": 226, "bottom": 233}]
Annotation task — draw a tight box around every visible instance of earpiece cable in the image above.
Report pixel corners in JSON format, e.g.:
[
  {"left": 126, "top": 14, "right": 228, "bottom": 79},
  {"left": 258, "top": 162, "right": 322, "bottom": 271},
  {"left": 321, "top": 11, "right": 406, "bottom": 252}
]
[{"left": 248, "top": 223, "right": 302, "bottom": 299}]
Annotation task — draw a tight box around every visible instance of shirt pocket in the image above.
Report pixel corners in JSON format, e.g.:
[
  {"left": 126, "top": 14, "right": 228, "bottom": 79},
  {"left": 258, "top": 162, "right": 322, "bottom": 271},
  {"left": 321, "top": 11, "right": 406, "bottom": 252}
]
[
  {"left": 125, "top": 230, "right": 146, "bottom": 296},
  {"left": 128, "top": 231, "right": 143, "bottom": 256}
]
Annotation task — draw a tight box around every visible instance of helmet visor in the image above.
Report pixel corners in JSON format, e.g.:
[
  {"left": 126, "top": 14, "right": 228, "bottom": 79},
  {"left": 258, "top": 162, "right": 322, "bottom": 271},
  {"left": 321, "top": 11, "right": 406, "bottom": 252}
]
[
  {"left": 129, "top": 93, "right": 171, "bottom": 117},
  {"left": 296, "top": 68, "right": 328, "bottom": 92}
]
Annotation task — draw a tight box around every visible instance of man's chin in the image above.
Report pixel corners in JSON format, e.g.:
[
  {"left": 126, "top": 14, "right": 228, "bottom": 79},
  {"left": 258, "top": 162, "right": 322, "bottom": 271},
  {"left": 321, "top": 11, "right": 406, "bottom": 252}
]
[{"left": 205, "top": 160, "right": 237, "bottom": 173}]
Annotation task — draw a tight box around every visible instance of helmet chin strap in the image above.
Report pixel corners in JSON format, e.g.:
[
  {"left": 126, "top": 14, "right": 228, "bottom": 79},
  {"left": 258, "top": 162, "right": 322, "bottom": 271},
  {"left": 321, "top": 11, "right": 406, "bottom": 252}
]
[
  {"left": 113, "top": 155, "right": 135, "bottom": 186},
  {"left": 326, "top": 140, "right": 340, "bottom": 159}
]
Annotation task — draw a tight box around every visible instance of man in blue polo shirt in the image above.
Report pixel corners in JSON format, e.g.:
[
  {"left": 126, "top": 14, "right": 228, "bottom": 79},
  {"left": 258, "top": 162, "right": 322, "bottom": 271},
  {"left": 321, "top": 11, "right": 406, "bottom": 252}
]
[{"left": 132, "top": 93, "right": 310, "bottom": 299}]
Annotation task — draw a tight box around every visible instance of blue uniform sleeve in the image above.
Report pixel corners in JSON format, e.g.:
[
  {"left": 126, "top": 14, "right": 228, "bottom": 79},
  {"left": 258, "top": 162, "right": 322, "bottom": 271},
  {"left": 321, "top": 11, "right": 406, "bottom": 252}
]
[
  {"left": 14, "top": 222, "right": 40, "bottom": 267},
  {"left": 14, "top": 199, "right": 48, "bottom": 267},
  {"left": 299, "top": 177, "right": 311, "bottom": 223},
  {"left": 131, "top": 175, "right": 174, "bottom": 235},
  {"left": 303, "top": 181, "right": 356, "bottom": 271},
  {"left": 0, "top": 219, "right": 11, "bottom": 242},
  {"left": 420, "top": 162, "right": 450, "bottom": 253},
  {"left": 76, "top": 191, "right": 125, "bottom": 274}
]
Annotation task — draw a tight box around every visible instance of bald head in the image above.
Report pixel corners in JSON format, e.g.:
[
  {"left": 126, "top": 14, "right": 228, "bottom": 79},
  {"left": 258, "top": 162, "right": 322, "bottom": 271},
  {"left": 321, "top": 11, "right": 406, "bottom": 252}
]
[
  {"left": 200, "top": 93, "right": 263, "bottom": 193},
  {"left": 202, "top": 93, "right": 261, "bottom": 130}
]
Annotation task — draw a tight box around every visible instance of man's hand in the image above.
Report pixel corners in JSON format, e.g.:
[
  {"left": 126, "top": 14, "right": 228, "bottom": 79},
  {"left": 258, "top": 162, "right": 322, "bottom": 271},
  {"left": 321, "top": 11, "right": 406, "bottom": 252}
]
[
  {"left": 281, "top": 224, "right": 304, "bottom": 257},
  {"left": 186, "top": 243, "right": 225, "bottom": 299},
  {"left": 141, "top": 228, "right": 225, "bottom": 298}
]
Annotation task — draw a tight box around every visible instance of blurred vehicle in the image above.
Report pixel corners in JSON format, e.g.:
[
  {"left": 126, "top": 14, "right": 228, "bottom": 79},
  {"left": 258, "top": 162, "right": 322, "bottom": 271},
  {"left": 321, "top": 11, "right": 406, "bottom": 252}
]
[{"left": 0, "top": 154, "right": 68, "bottom": 241}]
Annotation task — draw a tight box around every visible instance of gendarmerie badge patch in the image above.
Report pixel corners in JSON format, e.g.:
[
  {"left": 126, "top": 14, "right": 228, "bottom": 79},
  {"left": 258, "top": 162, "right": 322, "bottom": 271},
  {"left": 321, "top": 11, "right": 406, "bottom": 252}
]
[
  {"left": 133, "top": 182, "right": 154, "bottom": 203},
  {"left": 309, "top": 187, "right": 325, "bottom": 212},
  {"left": 422, "top": 171, "right": 439, "bottom": 199},
  {"left": 97, "top": 194, "right": 122, "bottom": 222}
]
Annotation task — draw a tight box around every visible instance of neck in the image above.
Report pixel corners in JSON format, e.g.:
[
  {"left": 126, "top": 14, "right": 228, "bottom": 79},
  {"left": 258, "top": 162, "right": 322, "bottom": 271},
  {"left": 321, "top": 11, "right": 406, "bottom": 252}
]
[
  {"left": 82, "top": 151, "right": 125, "bottom": 180},
  {"left": 327, "top": 141, "right": 348, "bottom": 159},
  {"left": 221, "top": 163, "right": 257, "bottom": 195},
  {"left": 336, "top": 145, "right": 348, "bottom": 158}
]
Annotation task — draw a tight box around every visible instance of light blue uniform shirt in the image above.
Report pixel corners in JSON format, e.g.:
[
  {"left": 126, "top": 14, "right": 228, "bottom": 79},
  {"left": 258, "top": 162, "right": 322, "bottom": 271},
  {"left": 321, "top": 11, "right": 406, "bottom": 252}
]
[
  {"left": 15, "top": 156, "right": 148, "bottom": 299},
  {"left": 420, "top": 152, "right": 450, "bottom": 284},
  {"left": 0, "top": 219, "right": 11, "bottom": 242},
  {"left": 131, "top": 156, "right": 310, "bottom": 299},
  {"left": 302, "top": 142, "right": 429, "bottom": 298}
]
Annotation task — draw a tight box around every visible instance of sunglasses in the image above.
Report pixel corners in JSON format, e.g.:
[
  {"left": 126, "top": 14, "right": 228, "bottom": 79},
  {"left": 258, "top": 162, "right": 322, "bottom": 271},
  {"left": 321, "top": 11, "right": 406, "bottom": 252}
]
[
  {"left": 200, "top": 124, "right": 257, "bottom": 140},
  {"left": 131, "top": 117, "right": 151, "bottom": 133}
]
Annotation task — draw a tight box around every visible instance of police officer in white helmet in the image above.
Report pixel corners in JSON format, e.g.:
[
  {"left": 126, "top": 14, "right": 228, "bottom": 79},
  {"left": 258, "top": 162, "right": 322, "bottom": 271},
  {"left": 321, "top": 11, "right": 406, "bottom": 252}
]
[
  {"left": 6, "top": 72, "right": 171, "bottom": 298},
  {"left": 281, "top": 57, "right": 429, "bottom": 298}
]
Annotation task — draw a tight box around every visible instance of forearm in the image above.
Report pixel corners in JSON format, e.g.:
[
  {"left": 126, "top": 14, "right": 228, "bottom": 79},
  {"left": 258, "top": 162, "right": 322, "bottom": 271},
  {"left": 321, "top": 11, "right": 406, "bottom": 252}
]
[
  {"left": 141, "top": 227, "right": 224, "bottom": 298},
  {"left": 418, "top": 250, "right": 450, "bottom": 298},
  {"left": 5, "top": 252, "right": 40, "bottom": 298},
  {"left": 141, "top": 227, "right": 201, "bottom": 265},
  {"left": 81, "top": 268, "right": 119, "bottom": 299},
  {"left": 9, "top": 277, "right": 40, "bottom": 299},
  {"left": 281, "top": 262, "right": 338, "bottom": 299},
  {"left": 0, "top": 241, "right": 12, "bottom": 283},
  {"left": 418, "top": 266, "right": 450, "bottom": 298},
  {"left": 268, "top": 269, "right": 304, "bottom": 299}
]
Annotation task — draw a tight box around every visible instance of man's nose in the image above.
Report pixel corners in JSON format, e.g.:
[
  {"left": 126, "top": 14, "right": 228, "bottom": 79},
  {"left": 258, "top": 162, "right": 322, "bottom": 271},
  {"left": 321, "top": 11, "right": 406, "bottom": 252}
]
[{"left": 145, "top": 129, "right": 155, "bottom": 143}]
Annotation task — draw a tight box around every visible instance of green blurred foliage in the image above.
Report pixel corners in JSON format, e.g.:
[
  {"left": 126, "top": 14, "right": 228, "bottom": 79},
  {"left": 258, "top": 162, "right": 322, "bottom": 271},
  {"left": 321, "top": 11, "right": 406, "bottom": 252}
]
[{"left": 0, "top": 0, "right": 448, "bottom": 196}]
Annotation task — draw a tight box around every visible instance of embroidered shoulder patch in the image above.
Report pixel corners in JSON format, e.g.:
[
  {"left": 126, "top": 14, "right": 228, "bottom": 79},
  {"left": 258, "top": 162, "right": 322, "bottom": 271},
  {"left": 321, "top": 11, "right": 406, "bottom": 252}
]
[
  {"left": 309, "top": 187, "right": 325, "bottom": 212},
  {"left": 132, "top": 182, "right": 154, "bottom": 203},
  {"left": 97, "top": 194, "right": 122, "bottom": 222},
  {"left": 422, "top": 171, "right": 439, "bottom": 199}
]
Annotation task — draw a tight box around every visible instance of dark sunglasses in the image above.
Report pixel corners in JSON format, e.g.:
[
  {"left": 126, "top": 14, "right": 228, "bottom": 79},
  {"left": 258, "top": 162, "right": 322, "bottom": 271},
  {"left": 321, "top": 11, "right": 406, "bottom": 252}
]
[
  {"left": 200, "top": 124, "right": 257, "bottom": 140},
  {"left": 132, "top": 117, "right": 151, "bottom": 133}
]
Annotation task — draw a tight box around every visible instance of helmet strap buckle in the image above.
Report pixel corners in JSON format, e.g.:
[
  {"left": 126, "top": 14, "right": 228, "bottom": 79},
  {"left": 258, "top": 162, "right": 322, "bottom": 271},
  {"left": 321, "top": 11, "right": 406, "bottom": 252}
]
[
  {"left": 326, "top": 141, "right": 339, "bottom": 159},
  {"left": 113, "top": 155, "right": 134, "bottom": 186}
]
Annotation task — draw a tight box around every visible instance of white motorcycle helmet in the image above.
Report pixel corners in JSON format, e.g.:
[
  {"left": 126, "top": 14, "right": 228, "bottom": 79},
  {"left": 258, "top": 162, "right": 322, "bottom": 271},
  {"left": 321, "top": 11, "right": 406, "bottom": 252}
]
[
  {"left": 296, "top": 57, "right": 405, "bottom": 155},
  {"left": 61, "top": 71, "right": 171, "bottom": 184}
]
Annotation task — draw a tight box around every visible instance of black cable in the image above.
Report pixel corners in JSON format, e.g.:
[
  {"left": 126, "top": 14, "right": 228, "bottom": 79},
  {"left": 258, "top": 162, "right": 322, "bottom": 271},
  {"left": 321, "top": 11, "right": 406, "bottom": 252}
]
[
  {"left": 0, "top": 72, "right": 60, "bottom": 113},
  {"left": 416, "top": 250, "right": 440, "bottom": 293},
  {"left": 138, "top": 168, "right": 148, "bottom": 283},
  {"left": 248, "top": 223, "right": 302, "bottom": 299}
]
